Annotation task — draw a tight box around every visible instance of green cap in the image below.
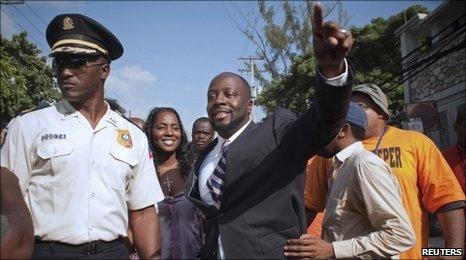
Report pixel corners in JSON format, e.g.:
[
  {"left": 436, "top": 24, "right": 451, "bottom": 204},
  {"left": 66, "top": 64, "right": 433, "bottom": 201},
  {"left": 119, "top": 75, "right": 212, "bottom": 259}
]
[{"left": 353, "top": 83, "right": 390, "bottom": 118}]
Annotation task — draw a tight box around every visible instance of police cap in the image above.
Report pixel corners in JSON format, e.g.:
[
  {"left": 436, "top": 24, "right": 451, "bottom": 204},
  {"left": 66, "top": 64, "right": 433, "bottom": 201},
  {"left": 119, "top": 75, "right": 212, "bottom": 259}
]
[{"left": 46, "top": 13, "right": 123, "bottom": 60}]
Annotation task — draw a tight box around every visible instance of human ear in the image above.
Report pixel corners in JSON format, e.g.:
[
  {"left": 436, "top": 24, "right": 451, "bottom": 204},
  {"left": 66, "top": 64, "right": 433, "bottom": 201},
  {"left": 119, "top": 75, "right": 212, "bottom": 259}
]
[
  {"left": 100, "top": 64, "right": 110, "bottom": 80},
  {"left": 339, "top": 123, "right": 350, "bottom": 138}
]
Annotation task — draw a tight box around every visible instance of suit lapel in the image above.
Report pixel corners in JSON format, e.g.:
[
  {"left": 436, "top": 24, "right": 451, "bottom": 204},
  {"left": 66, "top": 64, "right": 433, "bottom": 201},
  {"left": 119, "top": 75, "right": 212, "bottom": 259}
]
[{"left": 222, "top": 122, "right": 257, "bottom": 207}]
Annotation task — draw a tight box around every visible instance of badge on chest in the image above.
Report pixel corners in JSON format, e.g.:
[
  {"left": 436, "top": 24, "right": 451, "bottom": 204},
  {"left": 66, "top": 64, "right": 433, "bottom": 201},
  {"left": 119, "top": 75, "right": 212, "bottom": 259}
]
[{"left": 117, "top": 129, "right": 132, "bottom": 148}]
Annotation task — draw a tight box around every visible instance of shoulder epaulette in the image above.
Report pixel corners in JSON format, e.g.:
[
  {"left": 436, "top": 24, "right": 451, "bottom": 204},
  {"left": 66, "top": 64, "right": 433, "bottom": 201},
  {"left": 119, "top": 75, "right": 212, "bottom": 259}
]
[{"left": 19, "top": 102, "right": 54, "bottom": 116}]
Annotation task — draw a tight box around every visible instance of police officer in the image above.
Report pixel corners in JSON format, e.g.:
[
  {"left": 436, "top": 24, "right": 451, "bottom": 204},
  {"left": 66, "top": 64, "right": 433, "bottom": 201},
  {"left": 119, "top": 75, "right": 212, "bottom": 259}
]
[{"left": 0, "top": 14, "right": 164, "bottom": 259}]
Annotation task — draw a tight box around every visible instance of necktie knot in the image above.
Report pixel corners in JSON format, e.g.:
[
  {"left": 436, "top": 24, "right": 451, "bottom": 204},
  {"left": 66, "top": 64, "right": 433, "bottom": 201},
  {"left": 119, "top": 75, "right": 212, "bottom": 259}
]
[{"left": 221, "top": 141, "right": 230, "bottom": 153}]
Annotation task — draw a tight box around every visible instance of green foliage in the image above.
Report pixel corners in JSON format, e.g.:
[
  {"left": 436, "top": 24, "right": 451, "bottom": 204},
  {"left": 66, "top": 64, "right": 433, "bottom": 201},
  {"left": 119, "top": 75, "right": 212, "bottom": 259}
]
[
  {"left": 257, "top": 52, "right": 316, "bottom": 116},
  {"left": 350, "top": 4, "right": 428, "bottom": 121},
  {"left": 256, "top": 4, "right": 429, "bottom": 121},
  {"left": 240, "top": 0, "right": 318, "bottom": 87},
  {"left": 0, "top": 32, "right": 60, "bottom": 120}
]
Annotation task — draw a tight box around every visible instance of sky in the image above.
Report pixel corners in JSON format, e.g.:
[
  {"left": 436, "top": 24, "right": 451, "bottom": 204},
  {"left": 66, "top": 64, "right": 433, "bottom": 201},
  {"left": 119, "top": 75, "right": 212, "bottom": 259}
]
[{"left": 1, "top": 0, "right": 443, "bottom": 137}]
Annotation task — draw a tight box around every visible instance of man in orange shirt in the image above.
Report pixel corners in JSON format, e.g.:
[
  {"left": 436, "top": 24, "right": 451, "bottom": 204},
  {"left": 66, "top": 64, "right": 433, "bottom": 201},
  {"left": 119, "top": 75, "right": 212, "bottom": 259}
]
[{"left": 305, "top": 83, "right": 465, "bottom": 259}]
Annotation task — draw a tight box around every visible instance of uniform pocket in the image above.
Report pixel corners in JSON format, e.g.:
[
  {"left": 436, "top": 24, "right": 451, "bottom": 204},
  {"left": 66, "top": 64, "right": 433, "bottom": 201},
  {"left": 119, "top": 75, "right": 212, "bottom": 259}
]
[
  {"left": 108, "top": 144, "right": 138, "bottom": 191},
  {"left": 110, "top": 144, "right": 138, "bottom": 167},
  {"left": 37, "top": 140, "right": 74, "bottom": 159},
  {"left": 36, "top": 140, "right": 74, "bottom": 182}
]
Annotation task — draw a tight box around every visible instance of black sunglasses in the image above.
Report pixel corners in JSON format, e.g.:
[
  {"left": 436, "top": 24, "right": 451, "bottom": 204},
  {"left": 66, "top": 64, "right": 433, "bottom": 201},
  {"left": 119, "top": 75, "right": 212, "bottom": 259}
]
[{"left": 52, "top": 57, "right": 108, "bottom": 76}]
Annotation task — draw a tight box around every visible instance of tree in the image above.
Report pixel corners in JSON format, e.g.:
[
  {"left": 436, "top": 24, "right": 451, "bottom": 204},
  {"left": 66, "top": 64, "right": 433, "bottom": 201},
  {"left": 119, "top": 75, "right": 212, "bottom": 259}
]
[
  {"left": 230, "top": 0, "right": 348, "bottom": 91},
  {"left": 1, "top": 32, "right": 60, "bottom": 121},
  {"left": 257, "top": 52, "right": 316, "bottom": 115},
  {"left": 351, "top": 5, "right": 429, "bottom": 121},
  {"left": 256, "top": 4, "right": 429, "bottom": 121}
]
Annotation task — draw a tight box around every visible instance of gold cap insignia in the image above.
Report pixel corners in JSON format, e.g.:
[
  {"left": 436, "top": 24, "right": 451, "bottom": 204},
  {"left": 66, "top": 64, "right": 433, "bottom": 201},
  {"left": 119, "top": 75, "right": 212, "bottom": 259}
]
[
  {"left": 62, "top": 16, "right": 75, "bottom": 30},
  {"left": 117, "top": 129, "right": 133, "bottom": 148}
]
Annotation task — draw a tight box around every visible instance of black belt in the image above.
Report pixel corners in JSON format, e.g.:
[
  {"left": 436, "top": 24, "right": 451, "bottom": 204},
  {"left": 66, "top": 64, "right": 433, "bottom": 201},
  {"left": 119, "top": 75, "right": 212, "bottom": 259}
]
[{"left": 34, "top": 237, "right": 123, "bottom": 255}]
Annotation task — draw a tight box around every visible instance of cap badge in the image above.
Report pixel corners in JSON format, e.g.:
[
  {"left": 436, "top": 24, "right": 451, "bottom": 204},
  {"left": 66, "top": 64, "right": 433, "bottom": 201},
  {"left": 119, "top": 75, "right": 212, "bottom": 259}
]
[
  {"left": 62, "top": 16, "right": 75, "bottom": 30},
  {"left": 117, "top": 129, "right": 132, "bottom": 148}
]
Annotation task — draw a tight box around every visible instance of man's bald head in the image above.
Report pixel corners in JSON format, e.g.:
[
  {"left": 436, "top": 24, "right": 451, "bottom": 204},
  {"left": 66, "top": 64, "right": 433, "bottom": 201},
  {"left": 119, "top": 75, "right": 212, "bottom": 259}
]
[
  {"left": 206, "top": 71, "right": 253, "bottom": 139},
  {"left": 209, "top": 72, "right": 252, "bottom": 99},
  {"left": 129, "top": 117, "right": 146, "bottom": 130}
]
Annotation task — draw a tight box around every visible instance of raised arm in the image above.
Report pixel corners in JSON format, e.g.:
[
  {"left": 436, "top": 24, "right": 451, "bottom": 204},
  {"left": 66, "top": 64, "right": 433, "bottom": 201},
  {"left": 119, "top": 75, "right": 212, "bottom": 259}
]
[
  {"left": 277, "top": 2, "right": 353, "bottom": 160},
  {"left": 312, "top": 2, "right": 352, "bottom": 77}
]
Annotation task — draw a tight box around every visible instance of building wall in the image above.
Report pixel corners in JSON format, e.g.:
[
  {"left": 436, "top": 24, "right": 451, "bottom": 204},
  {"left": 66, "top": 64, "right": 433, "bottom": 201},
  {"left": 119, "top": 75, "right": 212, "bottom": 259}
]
[
  {"left": 397, "top": 2, "right": 466, "bottom": 149},
  {"left": 407, "top": 31, "right": 466, "bottom": 103}
]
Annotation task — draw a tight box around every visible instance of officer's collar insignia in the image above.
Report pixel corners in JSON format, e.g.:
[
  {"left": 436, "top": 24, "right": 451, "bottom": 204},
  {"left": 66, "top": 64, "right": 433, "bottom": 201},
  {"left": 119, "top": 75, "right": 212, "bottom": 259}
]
[
  {"left": 117, "top": 129, "right": 132, "bottom": 148},
  {"left": 107, "top": 116, "right": 117, "bottom": 126},
  {"left": 62, "top": 16, "right": 75, "bottom": 30}
]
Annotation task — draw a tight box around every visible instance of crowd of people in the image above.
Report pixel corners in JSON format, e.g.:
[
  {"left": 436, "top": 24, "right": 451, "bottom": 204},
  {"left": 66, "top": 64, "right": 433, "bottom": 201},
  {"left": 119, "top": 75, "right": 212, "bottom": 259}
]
[{"left": 0, "top": 2, "right": 465, "bottom": 259}]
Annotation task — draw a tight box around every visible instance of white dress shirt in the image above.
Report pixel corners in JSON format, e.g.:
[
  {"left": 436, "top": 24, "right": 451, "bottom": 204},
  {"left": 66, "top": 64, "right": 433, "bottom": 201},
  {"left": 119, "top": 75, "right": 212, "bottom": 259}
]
[{"left": 0, "top": 100, "right": 164, "bottom": 244}]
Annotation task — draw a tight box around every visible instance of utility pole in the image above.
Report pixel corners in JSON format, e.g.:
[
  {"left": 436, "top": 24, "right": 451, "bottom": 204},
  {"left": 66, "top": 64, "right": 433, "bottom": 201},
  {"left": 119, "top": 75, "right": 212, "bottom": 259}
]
[
  {"left": 238, "top": 56, "right": 265, "bottom": 121},
  {"left": 238, "top": 56, "right": 264, "bottom": 100}
]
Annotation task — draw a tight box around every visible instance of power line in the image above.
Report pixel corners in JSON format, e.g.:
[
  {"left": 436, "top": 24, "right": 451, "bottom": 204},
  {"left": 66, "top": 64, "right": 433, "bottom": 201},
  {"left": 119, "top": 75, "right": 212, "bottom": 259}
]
[
  {"left": 0, "top": 0, "right": 25, "bottom": 4},
  {"left": 1, "top": 8, "right": 48, "bottom": 50},
  {"left": 25, "top": 2, "right": 47, "bottom": 26},
  {"left": 383, "top": 27, "right": 466, "bottom": 94},
  {"left": 379, "top": 22, "right": 466, "bottom": 95},
  {"left": 360, "top": 13, "right": 466, "bottom": 94},
  {"left": 12, "top": 5, "right": 46, "bottom": 40},
  {"left": 366, "top": 13, "right": 466, "bottom": 89}
]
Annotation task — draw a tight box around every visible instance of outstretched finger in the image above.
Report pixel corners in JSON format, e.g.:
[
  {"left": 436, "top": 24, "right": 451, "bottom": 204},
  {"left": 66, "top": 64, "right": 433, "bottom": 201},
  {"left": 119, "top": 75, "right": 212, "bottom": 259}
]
[{"left": 312, "top": 2, "right": 324, "bottom": 37}]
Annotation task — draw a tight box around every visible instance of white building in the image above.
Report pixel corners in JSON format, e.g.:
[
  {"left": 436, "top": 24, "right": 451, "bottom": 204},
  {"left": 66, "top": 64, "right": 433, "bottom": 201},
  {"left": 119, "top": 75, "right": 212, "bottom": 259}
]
[{"left": 395, "top": 0, "right": 465, "bottom": 149}]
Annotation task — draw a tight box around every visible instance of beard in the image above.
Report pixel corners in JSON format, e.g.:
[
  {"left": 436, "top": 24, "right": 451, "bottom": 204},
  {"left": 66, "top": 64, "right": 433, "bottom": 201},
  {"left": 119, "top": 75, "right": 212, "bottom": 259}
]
[{"left": 210, "top": 112, "right": 249, "bottom": 138}]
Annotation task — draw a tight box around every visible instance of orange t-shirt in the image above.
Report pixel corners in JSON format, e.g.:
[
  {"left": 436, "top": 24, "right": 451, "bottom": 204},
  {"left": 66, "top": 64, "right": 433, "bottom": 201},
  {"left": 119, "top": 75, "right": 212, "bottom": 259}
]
[
  {"left": 305, "top": 156, "right": 331, "bottom": 237},
  {"left": 305, "top": 126, "right": 466, "bottom": 259}
]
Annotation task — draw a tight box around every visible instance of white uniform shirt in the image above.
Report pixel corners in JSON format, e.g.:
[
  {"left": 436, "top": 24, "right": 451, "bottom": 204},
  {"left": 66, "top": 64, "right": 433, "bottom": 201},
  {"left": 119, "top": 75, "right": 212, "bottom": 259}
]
[{"left": 0, "top": 100, "right": 164, "bottom": 244}]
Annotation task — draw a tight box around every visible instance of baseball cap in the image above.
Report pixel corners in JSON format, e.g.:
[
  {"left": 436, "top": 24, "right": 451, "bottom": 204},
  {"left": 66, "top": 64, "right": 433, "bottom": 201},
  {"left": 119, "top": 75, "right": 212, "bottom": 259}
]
[{"left": 353, "top": 83, "right": 391, "bottom": 118}]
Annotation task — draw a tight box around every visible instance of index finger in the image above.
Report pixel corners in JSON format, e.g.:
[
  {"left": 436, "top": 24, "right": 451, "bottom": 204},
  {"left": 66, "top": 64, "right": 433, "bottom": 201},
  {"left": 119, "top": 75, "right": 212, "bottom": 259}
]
[{"left": 312, "top": 2, "right": 324, "bottom": 35}]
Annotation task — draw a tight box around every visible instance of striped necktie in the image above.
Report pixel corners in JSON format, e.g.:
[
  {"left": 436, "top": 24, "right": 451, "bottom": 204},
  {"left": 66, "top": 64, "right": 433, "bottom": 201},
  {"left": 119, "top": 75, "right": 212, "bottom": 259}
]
[{"left": 207, "top": 141, "right": 230, "bottom": 209}]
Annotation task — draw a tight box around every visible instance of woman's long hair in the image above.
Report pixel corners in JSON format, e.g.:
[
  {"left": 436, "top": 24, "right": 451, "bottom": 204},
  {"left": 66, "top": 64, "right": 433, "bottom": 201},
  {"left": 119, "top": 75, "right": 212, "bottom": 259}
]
[{"left": 144, "top": 107, "right": 190, "bottom": 177}]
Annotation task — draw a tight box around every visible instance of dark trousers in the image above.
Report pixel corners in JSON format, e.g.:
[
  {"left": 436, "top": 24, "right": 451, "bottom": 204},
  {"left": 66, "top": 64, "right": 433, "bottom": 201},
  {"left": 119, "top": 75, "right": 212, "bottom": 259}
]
[{"left": 32, "top": 239, "right": 129, "bottom": 259}]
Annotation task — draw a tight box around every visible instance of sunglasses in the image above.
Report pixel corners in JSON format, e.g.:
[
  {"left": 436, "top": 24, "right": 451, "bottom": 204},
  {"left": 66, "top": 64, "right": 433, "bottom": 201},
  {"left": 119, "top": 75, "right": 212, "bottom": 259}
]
[{"left": 52, "top": 57, "right": 108, "bottom": 77}]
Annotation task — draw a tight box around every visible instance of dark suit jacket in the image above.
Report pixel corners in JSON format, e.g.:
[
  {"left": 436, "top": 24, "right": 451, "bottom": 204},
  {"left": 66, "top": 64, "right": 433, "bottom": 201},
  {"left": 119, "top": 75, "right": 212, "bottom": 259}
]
[{"left": 186, "top": 72, "right": 353, "bottom": 259}]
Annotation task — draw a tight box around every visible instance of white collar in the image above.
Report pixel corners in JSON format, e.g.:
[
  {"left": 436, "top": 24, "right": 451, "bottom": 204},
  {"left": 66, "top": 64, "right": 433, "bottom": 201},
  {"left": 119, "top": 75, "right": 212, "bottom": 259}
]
[
  {"left": 333, "top": 141, "right": 364, "bottom": 166},
  {"left": 217, "top": 119, "right": 252, "bottom": 146},
  {"left": 58, "top": 99, "right": 122, "bottom": 128}
]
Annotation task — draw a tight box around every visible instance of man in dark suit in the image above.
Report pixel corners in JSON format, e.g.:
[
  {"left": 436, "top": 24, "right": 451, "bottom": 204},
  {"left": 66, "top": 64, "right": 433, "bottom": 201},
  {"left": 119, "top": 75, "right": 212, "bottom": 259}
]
[{"left": 186, "top": 3, "right": 353, "bottom": 258}]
